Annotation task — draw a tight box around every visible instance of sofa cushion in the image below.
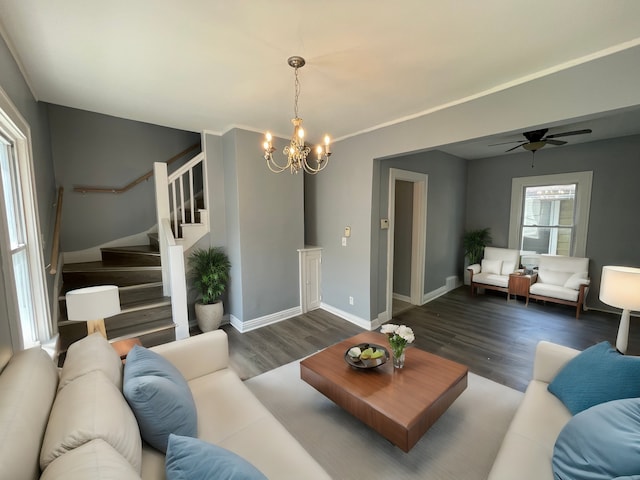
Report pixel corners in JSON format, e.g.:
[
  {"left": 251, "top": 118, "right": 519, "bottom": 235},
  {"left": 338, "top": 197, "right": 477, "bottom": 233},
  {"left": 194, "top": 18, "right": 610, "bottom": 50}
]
[
  {"left": 41, "top": 439, "right": 141, "bottom": 480},
  {"left": 553, "top": 398, "right": 640, "bottom": 480},
  {"left": 563, "top": 271, "right": 589, "bottom": 290},
  {"left": 124, "top": 345, "right": 197, "bottom": 453},
  {"left": 482, "top": 259, "right": 502, "bottom": 275},
  {"left": 501, "top": 262, "right": 516, "bottom": 276},
  {"left": 473, "top": 272, "right": 509, "bottom": 288},
  {"left": 537, "top": 269, "right": 573, "bottom": 287},
  {"left": 58, "top": 332, "right": 123, "bottom": 391},
  {"left": 0, "top": 347, "right": 58, "bottom": 480},
  {"left": 41, "top": 370, "right": 142, "bottom": 472},
  {"left": 529, "top": 283, "right": 579, "bottom": 302},
  {"left": 548, "top": 341, "right": 640, "bottom": 415},
  {"left": 165, "top": 434, "right": 267, "bottom": 480}
]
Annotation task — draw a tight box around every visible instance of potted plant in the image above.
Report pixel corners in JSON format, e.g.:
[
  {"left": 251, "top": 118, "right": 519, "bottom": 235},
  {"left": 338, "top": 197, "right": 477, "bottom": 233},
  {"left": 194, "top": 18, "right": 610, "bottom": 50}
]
[
  {"left": 188, "top": 246, "right": 231, "bottom": 332},
  {"left": 463, "top": 228, "right": 492, "bottom": 265}
]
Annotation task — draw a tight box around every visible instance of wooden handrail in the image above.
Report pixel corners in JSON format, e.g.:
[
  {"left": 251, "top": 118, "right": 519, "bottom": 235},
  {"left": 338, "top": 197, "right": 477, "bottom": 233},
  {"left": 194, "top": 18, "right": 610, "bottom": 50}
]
[
  {"left": 49, "top": 186, "right": 64, "bottom": 274},
  {"left": 73, "top": 142, "right": 200, "bottom": 194}
]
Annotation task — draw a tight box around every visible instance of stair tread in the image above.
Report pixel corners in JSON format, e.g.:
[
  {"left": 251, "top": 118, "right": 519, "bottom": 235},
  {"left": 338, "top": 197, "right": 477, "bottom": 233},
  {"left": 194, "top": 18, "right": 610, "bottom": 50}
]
[{"left": 101, "top": 245, "right": 160, "bottom": 255}]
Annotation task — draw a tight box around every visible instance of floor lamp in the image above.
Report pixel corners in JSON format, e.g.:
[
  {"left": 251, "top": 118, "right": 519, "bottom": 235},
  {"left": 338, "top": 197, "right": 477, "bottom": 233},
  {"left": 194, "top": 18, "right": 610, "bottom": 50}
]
[
  {"left": 599, "top": 266, "right": 640, "bottom": 354},
  {"left": 66, "top": 285, "right": 121, "bottom": 338}
]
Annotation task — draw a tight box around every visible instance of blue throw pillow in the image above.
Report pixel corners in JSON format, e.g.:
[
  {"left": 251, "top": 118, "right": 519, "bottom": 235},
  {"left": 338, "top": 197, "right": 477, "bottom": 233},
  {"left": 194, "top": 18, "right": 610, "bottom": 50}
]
[
  {"left": 548, "top": 341, "right": 640, "bottom": 415},
  {"left": 553, "top": 398, "right": 640, "bottom": 480},
  {"left": 165, "top": 434, "right": 267, "bottom": 480},
  {"left": 123, "top": 345, "right": 197, "bottom": 452}
]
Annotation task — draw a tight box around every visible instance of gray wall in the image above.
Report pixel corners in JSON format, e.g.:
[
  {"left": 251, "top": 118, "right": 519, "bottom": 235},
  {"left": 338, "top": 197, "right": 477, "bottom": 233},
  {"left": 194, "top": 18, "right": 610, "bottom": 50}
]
[
  {"left": 48, "top": 104, "right": 200, "bottom": 251},
  {"left": 0, "top": 33, "right": 56, "bottom": 360},
  {"left": 306, "top": 44, "right": 640, "bottom": 322},
  {"left": 393, "top": 180, "right": 413, "bottom": 297},
  {"left": 466, "top": 134, "right": 640, "bottom": 310},
  {"left": 223, "top": 129, "right": 304, "bottom": 323},
  {"left": 375, "top": 151, "right": 467, "bottom": 316}
]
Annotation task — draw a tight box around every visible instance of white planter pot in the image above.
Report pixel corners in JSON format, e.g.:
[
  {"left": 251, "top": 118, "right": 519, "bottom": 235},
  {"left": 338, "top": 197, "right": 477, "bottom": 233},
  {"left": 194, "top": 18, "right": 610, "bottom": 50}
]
[{"left": 195, "top": 301, "right": 224, "bottom": 332}]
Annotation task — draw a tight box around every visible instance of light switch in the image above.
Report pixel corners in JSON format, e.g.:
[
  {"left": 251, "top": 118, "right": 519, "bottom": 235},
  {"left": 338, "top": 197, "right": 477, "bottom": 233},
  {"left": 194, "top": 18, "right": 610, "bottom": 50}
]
[
  {"left": 342, "top": 237, "right": 347, "bottom": 246},
  {"left": 344, "top": 226, "right": 351, "bottom": 237},
  {"left": 380, "top": 219, "right": 389, "bottom": 229}
]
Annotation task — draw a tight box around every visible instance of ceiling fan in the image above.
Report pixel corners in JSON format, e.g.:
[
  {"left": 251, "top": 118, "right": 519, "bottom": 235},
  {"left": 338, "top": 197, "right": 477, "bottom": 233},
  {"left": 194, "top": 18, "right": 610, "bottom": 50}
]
[{"left": 490, "top": 128, "right": 593, "bottom": 153}]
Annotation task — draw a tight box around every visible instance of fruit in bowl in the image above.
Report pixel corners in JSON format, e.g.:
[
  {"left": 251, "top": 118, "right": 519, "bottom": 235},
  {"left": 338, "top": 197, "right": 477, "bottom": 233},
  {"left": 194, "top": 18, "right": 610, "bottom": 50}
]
[{"left": 348, "top": 346, "right": 362, "bottom": 360}]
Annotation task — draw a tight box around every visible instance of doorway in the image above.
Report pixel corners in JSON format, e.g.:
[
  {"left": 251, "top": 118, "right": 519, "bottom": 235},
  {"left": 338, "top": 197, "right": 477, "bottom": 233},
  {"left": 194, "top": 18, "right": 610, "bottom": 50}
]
[{"left": 385, "top": 169, "right": 427, "bottom": 321}]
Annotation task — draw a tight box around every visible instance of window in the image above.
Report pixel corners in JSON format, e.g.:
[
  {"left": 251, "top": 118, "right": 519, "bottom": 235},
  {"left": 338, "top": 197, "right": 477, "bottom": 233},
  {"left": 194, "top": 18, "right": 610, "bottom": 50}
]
[
  {"left": 521, "top": 184, "right": 575, "bottom": 255},
  {"left": 509, "top": 172, "right": 592, "bottom": 258},
  {"left": 0, "top": 87, "right": 50, "bottom": 349}
]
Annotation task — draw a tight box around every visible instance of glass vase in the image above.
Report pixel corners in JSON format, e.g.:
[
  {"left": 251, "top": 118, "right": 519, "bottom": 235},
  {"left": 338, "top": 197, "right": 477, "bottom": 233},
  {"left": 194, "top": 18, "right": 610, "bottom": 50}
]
[{"left": 392, "top": 349, "right": 405, "bottom": 369}]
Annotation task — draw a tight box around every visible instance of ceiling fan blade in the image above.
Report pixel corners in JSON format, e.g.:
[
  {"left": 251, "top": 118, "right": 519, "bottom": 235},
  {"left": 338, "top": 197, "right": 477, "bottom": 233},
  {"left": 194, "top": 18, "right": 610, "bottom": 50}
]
[
  {"left": 489, "top": 140, "right": 524, "bottom": 146},
  {"left": 546, "top": 139, "right": 567, "bottom": 146},
  {"left": 546, "top": 129, "right": 592, "bottom": 139},
  {"left": 505, "top": 144, "right": 524, "bottom": 152}
]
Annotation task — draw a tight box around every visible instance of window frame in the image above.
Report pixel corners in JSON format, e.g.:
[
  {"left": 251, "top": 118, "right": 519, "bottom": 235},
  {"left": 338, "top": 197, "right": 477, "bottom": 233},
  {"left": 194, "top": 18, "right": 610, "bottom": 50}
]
[
  {"left": 0, "top": 86, "right": 51, "bottom": 349},
  {"left": 508, "top": 171, "right": 593, "bottom": 258}
]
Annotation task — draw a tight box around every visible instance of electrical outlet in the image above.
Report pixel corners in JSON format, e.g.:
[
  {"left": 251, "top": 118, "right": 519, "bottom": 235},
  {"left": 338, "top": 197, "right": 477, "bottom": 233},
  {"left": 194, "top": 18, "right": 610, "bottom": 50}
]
[{"left": 349, "top": 296, "right": 354, "bottom": 305}]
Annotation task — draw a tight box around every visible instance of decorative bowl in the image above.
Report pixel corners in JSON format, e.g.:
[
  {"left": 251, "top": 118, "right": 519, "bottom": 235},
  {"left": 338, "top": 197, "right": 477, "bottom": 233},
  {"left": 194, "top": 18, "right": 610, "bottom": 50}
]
[{"left": 344, "top": 343, "right": 389, "bottom": 369}]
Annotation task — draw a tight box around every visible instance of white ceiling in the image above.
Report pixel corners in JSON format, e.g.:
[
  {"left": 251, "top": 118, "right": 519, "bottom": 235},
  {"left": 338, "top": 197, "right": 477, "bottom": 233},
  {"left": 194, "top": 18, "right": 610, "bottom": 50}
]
[{"left": 1, "top": 0, "right": 640, "bottom": 159}]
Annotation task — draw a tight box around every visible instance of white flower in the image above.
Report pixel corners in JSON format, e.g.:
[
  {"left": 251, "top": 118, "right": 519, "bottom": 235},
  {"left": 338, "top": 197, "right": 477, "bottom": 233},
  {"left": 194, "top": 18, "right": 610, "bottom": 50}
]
[
  {"left": 396, "top": 325, "right": 415, "bottom": 344},
  {"left": 380, "top": 323, "right": 399, "bottom": 335}
]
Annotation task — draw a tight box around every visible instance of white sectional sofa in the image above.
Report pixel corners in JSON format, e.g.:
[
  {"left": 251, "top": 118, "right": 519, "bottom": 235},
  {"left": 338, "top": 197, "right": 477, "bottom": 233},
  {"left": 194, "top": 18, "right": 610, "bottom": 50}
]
[
  {"left": 528, "top": 255, "right": 590, "bottom": 318},
  {"left": 467, "top": 246, "right": 521, "bottom": 297},
  {"left": 488, "top": 341, "right": 578, "bottom": 480},
  {"left": 0, "top": 330, "right": 330, "bottom": 479}
]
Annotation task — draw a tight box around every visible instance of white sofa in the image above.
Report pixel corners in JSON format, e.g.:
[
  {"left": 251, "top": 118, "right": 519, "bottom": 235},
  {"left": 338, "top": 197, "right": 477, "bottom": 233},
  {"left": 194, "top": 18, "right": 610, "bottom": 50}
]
[
  {"left": 488, "top": 341, "right": 578, "bottom": 480},
  {"left": 0, "top": 330, "right": 330, "bottom": 479},
  {"left": 467, "top": 246, "right": 521, "bottom": 297},
  {"left": 528, "top": 255, "right": 590, "bottom": 318}
]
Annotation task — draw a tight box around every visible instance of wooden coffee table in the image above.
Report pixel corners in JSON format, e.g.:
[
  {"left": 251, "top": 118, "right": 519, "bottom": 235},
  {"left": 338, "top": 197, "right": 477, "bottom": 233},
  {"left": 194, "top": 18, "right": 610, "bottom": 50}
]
[{"left": 300, "top": 331, "right": 468, "bottom": 452}]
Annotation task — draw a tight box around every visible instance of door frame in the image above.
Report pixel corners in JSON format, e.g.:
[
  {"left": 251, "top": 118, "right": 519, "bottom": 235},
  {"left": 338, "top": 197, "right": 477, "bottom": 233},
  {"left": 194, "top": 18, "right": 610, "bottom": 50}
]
[{"left": 385, "top": 168, "right": 427, "bottom": 321}]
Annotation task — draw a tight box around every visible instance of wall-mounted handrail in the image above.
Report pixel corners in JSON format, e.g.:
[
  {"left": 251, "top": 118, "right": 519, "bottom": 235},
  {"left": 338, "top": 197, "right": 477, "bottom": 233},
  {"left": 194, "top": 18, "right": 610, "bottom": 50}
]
[
  {"left": 73, "top": 142, "right": 200, "bottom": 194},
  {"left": 49, "top": 186, "right": 64, "bottom": 274}
]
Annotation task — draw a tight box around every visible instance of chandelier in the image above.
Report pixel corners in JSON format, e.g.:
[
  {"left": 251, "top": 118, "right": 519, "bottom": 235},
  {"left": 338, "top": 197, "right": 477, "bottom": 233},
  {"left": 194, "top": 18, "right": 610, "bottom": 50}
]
[{"left": 263, "top": 56, "right": 331, "bottom": 174}]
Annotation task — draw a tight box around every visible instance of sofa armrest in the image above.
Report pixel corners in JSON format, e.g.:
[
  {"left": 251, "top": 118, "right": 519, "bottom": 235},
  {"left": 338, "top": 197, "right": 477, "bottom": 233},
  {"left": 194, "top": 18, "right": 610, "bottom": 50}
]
[
  {"left": 150, "top": 330, "right": 229, "bottom": 381},
  {"left": 532, "top": 341, "right": 580, "bottom": 384},
  {"left": 467, "top": 264, "right": 481, "bottom": 274}
]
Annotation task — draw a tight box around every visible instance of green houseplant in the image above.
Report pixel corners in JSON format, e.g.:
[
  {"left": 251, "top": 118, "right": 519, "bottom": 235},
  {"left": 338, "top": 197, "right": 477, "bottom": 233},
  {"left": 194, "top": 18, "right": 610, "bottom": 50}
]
[
  {"left": 188, "top": 247, "right": 231, "bottom": 332},
  {"left": 463, "top": 228, "right": 492, "bottom": 265}
]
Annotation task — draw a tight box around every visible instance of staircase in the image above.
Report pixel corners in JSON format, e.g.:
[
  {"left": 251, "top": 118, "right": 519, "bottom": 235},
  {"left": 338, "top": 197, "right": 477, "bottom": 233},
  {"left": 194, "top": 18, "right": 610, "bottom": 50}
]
[{"left": 57, "top": 235, "right": 176, "bottom": 357}]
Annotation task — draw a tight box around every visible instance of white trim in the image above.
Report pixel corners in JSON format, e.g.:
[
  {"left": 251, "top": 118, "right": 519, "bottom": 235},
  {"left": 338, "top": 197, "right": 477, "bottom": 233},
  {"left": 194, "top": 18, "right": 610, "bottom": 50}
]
[
  {"left": 508, "top": 171, "right": 593, "bottom": 257},
  {"left": 392, "top": 293, "right": 412, "bottom": 303},
  {"left": 422, "top": 285, "right": 449, "bottom": 304},
  {"left": 321, "top": 303, "right": 377, "bottom": 331},
  {"left": 0, "top": 85, "right": 51, "bottom": 348},
  {"left": 229, "top": 306, "right": 303, "bottom": 333},
  {"left": 385, "top": 169, "right": 427, "bottom": 324}
]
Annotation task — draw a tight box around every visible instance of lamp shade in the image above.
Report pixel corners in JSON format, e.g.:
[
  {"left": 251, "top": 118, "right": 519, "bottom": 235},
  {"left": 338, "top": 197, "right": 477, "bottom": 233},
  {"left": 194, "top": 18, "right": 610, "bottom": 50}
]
[
  {"left": 66, "top": 285, "right": 121, "bottom": 321},
  {"left": 599, "top": 266, "right": 640, "bottom": 311}
]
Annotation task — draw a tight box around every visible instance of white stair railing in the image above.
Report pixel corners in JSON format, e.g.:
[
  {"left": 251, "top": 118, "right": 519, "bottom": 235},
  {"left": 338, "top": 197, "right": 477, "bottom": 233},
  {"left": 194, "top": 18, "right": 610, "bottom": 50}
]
[{"left": 153, "top": 150, "right": 210, "bottom": 341}]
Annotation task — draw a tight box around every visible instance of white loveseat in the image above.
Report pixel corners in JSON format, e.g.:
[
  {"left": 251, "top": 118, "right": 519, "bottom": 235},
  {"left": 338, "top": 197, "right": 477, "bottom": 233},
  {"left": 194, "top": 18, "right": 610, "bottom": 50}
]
[
  {"left": 528, "top": 255, "right": 590, "bottom": 318},
  {"left": 467, "top": 246, "right": 521, "bottom": 297},
  {"left": 488, "top": 341, "right": 578, "bottom": 480},
  {"left": 0, "top": 330, "right": 330, "bottom": 479}
]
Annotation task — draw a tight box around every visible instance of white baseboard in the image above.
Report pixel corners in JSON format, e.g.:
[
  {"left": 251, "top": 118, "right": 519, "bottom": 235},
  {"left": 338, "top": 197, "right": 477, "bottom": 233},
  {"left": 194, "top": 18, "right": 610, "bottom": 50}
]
[
  {"left": 229, "top": 306, "right": 302, "bottom": 333},
  {"left": 392, "top": 293, "right": 412, "bottom": 303},
  {"left": 320, "top": 303, "right": 378, "bottom": 331}
]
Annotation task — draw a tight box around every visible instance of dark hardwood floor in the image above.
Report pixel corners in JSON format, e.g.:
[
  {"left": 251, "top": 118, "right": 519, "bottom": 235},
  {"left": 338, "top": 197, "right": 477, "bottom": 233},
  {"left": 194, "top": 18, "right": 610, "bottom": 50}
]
[{"left": 223, "top": 286, "right": 639, "bottom": 392}]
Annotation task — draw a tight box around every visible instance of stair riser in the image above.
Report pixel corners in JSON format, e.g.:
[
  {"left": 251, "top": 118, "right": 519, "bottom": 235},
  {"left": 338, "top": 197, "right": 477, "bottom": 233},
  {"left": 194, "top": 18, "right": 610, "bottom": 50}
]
[{"left": 101, "top": 251, "right": 161, "bottom": 266}]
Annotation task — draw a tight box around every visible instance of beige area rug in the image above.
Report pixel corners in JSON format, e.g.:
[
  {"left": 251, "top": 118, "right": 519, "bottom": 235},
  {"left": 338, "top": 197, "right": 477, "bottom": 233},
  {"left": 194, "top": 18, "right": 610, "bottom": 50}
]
[{"left": 245, "top": 360, "right": 523, "bottom": 480}]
